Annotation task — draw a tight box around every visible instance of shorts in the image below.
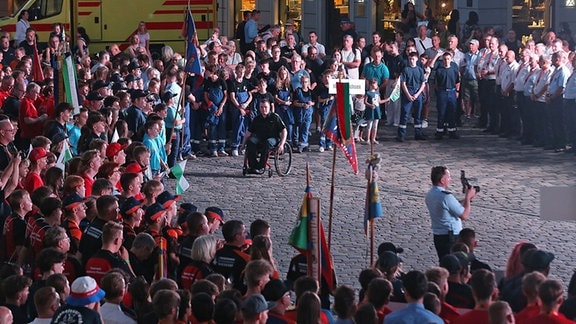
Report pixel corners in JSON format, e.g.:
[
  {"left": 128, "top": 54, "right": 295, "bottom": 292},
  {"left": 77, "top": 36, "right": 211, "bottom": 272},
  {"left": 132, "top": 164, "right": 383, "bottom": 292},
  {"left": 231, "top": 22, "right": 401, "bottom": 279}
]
[{"left": 461, "top": 79, "right": 479, "bottom": 102}]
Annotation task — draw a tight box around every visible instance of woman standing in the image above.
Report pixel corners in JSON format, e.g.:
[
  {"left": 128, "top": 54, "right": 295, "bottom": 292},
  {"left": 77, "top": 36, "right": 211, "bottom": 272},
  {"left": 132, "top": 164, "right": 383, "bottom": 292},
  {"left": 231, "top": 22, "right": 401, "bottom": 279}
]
[
  {"left": 15, "top": 10, "right": 30, "bottom": 45},
  {"left": 137, "top": 21, "right": 151, "bottom": 56}
]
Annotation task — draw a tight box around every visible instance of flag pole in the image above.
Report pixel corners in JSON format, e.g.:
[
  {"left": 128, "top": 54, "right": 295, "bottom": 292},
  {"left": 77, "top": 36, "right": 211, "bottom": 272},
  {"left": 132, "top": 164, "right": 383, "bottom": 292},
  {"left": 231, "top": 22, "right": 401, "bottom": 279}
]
[
  {"left": 305, "top": 163, "right": 313, "bottom": 277},
  {"left": 327, "top": 147, "right": 336, "bottom": 249},
  {"left": 370, "top": 218, "right": 375, "bottom": 266}
]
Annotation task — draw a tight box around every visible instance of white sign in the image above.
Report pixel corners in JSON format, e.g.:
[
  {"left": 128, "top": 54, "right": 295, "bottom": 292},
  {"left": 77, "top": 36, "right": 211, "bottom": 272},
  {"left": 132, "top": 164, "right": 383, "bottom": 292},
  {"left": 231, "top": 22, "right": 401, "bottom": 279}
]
[
  {"left": 540, "top": 186, "right": 576, "bottom": 221},
  {"left": 328, "top": 79, "right": 366, "bottom": 95}
]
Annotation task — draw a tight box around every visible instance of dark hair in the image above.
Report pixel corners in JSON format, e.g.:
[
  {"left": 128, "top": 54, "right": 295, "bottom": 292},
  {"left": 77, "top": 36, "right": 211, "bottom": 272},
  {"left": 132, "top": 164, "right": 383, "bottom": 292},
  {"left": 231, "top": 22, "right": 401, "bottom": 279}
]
[
  {"left": 35, "top": 248, "right": 66, "bottom": 273},
  {"left": 333, "top": 285, "right": 356, "bottom": 318},
  {"left": 359, "top": 268, "right": 383, "bottom": 291},
  {"left": 294, "top": 276, "right": 318, "bottom": 301},
  {"left": 297, "top": 291, "right": 321, "bottom": 324},
  {"left": 249, "top": 219, "right": 270, "bottom": 239},
  {"left": 153, "top": 289, "right": 180, "bottom": 319},
  {"left": 191, "top": 279, "right": 219, "bottom": 297},
  {"left": 367, "top": 278, "right": 393, "bottom": 308},
  {"left": 430, "top": 166, "right": 447, "bottom": 185},
  {"left": 354, "top": 303, "right": 378, "bottom": 324},
  {"left": 2, "top": 275, "right": 32, "bottom": 299},
  {"left": 221, "top": 220, "right": 244, "bottom": 243},
  {"left": 92, "top": 178, "right": 113, "bottom": 196},
  {"left": 101, "top": 271, "right": 126, "bottom": 300},
  {"left": 213, "top": 298, "right": 237, "bottom": 324},
  {"left": 469, "top": 269, "right": 496, "bottom": 301},
  {"left": 466, "top": 11, "right": 479, "bottom": 26},
  {"left": 191, "top": 292, "right": 214, "bottom": 322},
  {"left": 403, "top": 270, "right": 428, "bottom": 300}
]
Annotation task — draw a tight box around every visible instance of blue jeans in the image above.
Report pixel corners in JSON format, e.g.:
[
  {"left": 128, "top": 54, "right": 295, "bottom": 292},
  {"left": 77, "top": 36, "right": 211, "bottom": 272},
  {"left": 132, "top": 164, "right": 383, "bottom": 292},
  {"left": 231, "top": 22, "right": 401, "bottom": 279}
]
[
  {"left": 295, "top": 106, "right": 312, "bottom": 149},
  {"left": 398, "top": 89, "right": 423, "bottom": 138},
  {"left": 436, "top": 89, "right": 457, "bottom": 133},
  {"left": 189, "top": 107, "right": 204, "bottom": 153},
  {"left": 180, "top": 103, "right": 192, "bottom": 157},
  {"left": 208, "top": 110, "right": 227, "bottom": 152},
  {"left": 318, "top": 104, "right": 333, "bottom": 148},
  {"left": 230, "top": 108, "right": 247, "bottom": 150}
]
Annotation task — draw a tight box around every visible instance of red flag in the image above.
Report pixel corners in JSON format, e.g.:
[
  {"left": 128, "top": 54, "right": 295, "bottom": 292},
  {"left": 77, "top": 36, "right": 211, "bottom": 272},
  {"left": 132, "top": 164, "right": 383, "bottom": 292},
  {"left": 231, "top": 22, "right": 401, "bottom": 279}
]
[{"left": 32, "top": 39, "right": 44, "bottom": 82}]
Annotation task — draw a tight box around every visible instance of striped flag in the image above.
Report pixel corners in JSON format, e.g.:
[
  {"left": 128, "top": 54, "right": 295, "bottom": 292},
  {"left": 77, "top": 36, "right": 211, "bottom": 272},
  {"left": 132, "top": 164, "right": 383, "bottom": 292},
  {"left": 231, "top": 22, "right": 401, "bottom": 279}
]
[
  {"left": 62, "top": 54, "right": 80, "bottom": 113},
  {"left": 55, "top": 140, "right": 73, "bottom": 172},
  {"left": 364, "top": 163, "right": 383, "bottom": 235},
  {"left": 170, "top": 160, "right": 190, "bottom": 194},
  {"left": 182, "top": 6, "right": 203, "bottom": 90},
  {"left": 322, "top": 82, "right": 358, "bottom": 174},
  {"left": 288, "top": 185, "right": 336, "bottom": 292}
]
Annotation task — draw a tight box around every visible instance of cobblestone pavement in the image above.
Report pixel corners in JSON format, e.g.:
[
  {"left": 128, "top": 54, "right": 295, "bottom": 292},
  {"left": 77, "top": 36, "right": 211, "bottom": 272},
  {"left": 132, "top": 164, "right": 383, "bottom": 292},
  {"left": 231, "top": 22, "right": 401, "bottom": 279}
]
[{"left": 167, "top": 117, "right": 576, "bottom": 290}]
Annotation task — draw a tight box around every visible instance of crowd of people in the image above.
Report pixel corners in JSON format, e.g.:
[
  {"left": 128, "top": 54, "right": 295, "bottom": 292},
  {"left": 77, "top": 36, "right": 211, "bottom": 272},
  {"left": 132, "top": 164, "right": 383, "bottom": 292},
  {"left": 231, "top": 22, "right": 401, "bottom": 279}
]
[{"left": 0, "top": 4, "right": 575, "bottom": 324}]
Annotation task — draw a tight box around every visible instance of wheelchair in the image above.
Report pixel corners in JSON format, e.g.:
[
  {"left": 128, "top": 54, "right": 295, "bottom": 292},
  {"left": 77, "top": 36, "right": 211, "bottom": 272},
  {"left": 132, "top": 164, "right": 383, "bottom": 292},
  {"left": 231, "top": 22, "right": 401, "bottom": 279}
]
[{"left": 242, "top": 141, "right": 293, "bottom": 177}]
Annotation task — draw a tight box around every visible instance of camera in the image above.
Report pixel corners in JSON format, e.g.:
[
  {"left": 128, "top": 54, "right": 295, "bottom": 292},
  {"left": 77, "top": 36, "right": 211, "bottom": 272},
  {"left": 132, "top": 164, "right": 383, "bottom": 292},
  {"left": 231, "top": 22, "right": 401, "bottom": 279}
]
[{"left": 460, "top": 170, "right": 480, "bottom": 194}]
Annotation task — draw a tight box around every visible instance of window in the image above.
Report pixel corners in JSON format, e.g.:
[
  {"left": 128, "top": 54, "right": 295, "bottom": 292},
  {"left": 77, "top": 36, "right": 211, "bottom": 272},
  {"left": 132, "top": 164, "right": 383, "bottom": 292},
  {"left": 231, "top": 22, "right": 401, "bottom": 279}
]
[
  {"left": 28, "top": 0, "right": 63, "bottom": 21},
  {"left": 566, "top": 0, "right": 575, "bottom": 6}
]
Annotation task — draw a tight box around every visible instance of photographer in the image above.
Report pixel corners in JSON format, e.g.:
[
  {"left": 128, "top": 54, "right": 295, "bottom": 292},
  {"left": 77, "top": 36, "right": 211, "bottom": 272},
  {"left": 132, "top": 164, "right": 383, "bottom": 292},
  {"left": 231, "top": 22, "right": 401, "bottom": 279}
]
[{"left": 425, "top": 166, "right": 477, "bottom": 261}]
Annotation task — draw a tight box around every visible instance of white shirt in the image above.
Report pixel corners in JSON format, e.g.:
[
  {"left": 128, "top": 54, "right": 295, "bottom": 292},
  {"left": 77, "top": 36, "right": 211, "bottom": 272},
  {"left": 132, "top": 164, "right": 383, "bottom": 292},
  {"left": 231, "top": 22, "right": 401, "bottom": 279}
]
[
  {"left": 513, "top": 62, "right": 531, "bottom": 91},
  {"left": 413, "top": 37, "right": 432, "bottom": 56},
  {"left": 501, "top": 61, "right": 519, "bottom": 92},
  {"left": 302, "top": 42, "right": 326, "bottom": 57},
  {"left": 340, "top": 48, "right": 361, "bottom": 79},
  {"left": 532, "top": 68, "right": 553, "bottom": 103},
  {"left": 100, "top": 302, "right": 137, "bottom": 324}
]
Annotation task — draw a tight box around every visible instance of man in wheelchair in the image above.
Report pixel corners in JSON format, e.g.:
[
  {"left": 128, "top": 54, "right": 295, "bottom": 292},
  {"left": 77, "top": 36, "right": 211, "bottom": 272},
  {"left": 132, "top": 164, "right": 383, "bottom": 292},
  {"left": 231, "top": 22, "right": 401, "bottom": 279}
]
[{"left": 241, "top": 99, "right": 287, "bottom": 174}]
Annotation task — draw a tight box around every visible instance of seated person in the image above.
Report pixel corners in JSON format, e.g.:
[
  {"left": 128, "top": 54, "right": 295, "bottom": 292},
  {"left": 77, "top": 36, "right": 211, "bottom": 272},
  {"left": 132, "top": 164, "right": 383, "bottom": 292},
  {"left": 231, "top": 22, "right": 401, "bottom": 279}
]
[{"left": 241, "top": 98, "right": 287, "bottom": 174}]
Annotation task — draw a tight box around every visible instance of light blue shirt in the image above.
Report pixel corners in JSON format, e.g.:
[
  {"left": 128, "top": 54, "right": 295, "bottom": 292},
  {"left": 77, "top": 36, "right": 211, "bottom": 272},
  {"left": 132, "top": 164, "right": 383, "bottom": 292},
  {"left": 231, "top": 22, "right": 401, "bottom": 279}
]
[
  {"left": 66, "top": 123, "right": 81, "bottom": 155},
  {"left": 548, "top": 65, "right": 569, "bottom": 95},
  {"left": 143, "top": 134, "right": 161, "bottom": 172},
  {"left": 384, "top": 302, "right": 443, "bottom": 324},
  {"left": 564, "top": 72, "right": 576, "bottom": 99},
  {"left": 425, "top": 186, "right": 465, "bottom": 235},
  {"left": 290, "top": 69, "right": 310, "bottom": 91},
  {"left": 462, "top": 51, "right": 480, "bottom": 80},
  {"left": 244, "top": 19, "right": 258, "bottom": 44}
]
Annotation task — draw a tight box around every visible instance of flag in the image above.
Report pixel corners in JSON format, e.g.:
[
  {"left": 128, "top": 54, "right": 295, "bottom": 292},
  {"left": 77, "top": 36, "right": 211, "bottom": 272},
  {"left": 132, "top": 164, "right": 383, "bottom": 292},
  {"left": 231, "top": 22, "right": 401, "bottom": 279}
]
[
  {"left": 364, "top": 166, "right": 384, "bottom": 235},
  {"left": 111, "top": 128, "right": 119, "bottom": 143},
  {"left": 26, "top": 144, "right": 33, "bottom": 158},
  {"left": 32, "top": 39, "right": 44, "bottom": 82},
  {"left": 322, "top": 83, "right": 359, "bottom": 174},
  {"left": 170, "top": 160, "right": 190, "bottom": 194},
  {"left": 183, "top": 7, "right": 203, "bottom": 90},
  {"left": 288, "top": 186, "right": 336, "bottom": 292},
  {"left": 62, "top": 54, "right": 79, "bottom": 112},
  {"left": 288, "top": 186, "right": 312, "bottom": 251},
  {"left": 55, "top": 140, "right": 73, "bottom": 172}
]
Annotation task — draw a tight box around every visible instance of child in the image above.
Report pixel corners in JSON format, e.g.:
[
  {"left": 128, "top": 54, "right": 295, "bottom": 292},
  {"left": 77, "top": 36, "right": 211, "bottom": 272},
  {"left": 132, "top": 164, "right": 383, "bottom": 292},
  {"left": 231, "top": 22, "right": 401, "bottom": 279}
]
[
  {"left": 398, "top": 52, "right": 426, "bottom": 142},
  {"left": 364, "top": 78, "right": 389, "bottom": 145},
  {"left": 272, "top": 66, "right": 294, "bottom": 146},
  {"left": 293, "top": 75, "right": 315, "bottom": 152},
  {"left": 203, "top": 64, "right": 228, "bottom": 157},
  {"left": 314, "top": 70, "right": 334, "bottom": 152},
  {"left": 4, "top": 190, "right": 33, "bottom": 265},
  {"left": 228, "top": 64, "right": 252, "bottom": 157},
  {"left": 251, "top": 77, "right": 275, "bottom": 119},
  {"left": 142, "top": 121, "right": 163, "bottom": 176},
  {"left": 353, "top": 94, "right": 367, "bottom": 142}
]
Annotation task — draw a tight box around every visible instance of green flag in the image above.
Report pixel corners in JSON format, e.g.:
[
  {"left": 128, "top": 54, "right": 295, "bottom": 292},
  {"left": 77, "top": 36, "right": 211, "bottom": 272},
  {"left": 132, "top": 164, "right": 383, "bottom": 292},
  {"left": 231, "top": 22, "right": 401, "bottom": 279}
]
[
  {"left": 55, "top": 140, "right": 73, "bottom": 172},
  {"left": 288, "top": 186, "right": 311, "bottom": 251},
  {"left": 171, "top": 160, "right": 190, "bottom": 194}
]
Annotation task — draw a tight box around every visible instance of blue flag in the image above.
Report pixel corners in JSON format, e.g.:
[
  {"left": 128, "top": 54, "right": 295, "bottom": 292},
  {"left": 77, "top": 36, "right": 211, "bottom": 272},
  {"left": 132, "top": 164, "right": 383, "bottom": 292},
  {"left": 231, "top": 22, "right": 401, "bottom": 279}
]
[
  {"left": 183, "top": 7, "right": 203, "bottom": 90},
  {"left": 364, "top": 165, "right": 383, "bottom": 235}
]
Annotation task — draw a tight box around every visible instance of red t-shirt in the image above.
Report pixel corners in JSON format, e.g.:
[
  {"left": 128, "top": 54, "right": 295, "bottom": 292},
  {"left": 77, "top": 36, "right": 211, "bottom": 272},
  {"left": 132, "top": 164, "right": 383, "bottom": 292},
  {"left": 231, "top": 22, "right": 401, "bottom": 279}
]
[
  {"left": 440, "top": 301, "right": 462, "bottom": 323},
  {"left": 453, "top": 309, "right": 489, "bottom": 324},
  {"left": 377, "top": 306, "right": 393, "bottom": 323},
  {"left": 19, "top": 96, "right": 43, "bottom": 138},
  {"left": 524, "top": 313, "right": 576, "bottom": 324},
  {"left": 516, "top": 304, "right": 541, "bottom": 323},
  {"left": 23, "top": 172, "right": 44, "bottom": 194},
  {"left": 82, "top": 173, "right": 94, "bottom": 197}
]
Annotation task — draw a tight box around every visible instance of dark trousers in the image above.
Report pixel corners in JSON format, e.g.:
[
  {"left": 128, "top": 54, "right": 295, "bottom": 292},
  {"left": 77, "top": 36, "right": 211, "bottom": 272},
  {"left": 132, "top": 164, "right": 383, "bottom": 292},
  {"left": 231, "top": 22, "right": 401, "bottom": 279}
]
[
  {"left": 246, "top": 136, "right": 278, "bottom": 169},
  {"left": 564, "top": 99, "right": 576, "bottom": 147},
  {"left": 434, "top": 233, "right": 455, "bottom": 261},
  {"left": 548, "top": 96, "right": 566, "bottom": 149},
  {"left": 436, "top": 89, "right": 457, "bottom": 133},
  {"left": 478, "top": 79, "right": 492, "bottom": 127},
  {"left": 166, "top": 128, "right": 181, "bottom": 168}
]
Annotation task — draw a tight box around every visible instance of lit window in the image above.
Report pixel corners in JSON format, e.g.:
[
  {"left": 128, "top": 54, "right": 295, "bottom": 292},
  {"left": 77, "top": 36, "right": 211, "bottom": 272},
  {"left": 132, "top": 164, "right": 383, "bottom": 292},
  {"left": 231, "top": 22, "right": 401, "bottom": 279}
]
[{"left": 567, "top": 0, "right": 576, "bottom": 6}]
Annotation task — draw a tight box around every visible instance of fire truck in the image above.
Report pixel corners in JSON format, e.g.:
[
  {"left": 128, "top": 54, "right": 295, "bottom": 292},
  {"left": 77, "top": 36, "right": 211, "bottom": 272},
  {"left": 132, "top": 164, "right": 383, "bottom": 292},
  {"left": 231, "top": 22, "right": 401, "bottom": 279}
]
[{"left": 0, "top": 0, "right": 216, "bottom": 55}]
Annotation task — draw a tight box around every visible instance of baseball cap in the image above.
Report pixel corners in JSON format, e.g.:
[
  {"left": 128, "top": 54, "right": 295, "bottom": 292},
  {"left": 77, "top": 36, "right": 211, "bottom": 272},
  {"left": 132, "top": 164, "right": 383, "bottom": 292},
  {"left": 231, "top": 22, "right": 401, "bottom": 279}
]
[
  {"left": 157, "top": 191, "right": 181, "bottom": 209},
  {"left": 262, "top": 279, "right": 289, "bottom": 302},
  {"left": 241, "top": 294, "right": 273, "bottom": 318},
  {"left": 125, "top": 162, "right": 145, "bottom": 174},
  {"left": 112, "top": 82, "right": 129, "bottom": 92},
  {"left": 30, "top": 147, "right": 48, "bottom": 162},
  {"left": 128, "top": 61, "right": 141, "bottom": 71},
  {"left": 130, "top": 89, "right": 147, "bottom": 99},
  {"left": 378, "top": 242, "right": 404, "bottom": 256},
  {"left": 522, "top": 249, "right": 555, "bottom": 272},
  {"left": 110, "top": 73, "right": 124, "bottom": 83},
  {"left": 125, "top": 74, "right": 141, "bottom": 84},
  {"left": 106, "top": 143, "right": 124, "bottom": 160},
  {"left": 162, "top": 91, "right": 178, "bottom": 103},
  {"left": 205, "top": 206, "right": 224, "bottom": 224},
  {"left": 66, "top": 276, "right": 106, "bottom": 306},
  {"left": 120, "top": 197, "right": 143, "bottom": 218},
  {"left": 144, "top": 203, "right": 166, "bottom": 224},
  {"left": 62, "top": 193, "right": 88, "bottom": 210},
  {"left": 92, "top": 80, "right": 110, "bottom": 90},
  {"left": 86, "top": 91, "right": 104, "bottom": 101},
  {"left": 376, "top": 251, "right": 401, "bottom": 269}
]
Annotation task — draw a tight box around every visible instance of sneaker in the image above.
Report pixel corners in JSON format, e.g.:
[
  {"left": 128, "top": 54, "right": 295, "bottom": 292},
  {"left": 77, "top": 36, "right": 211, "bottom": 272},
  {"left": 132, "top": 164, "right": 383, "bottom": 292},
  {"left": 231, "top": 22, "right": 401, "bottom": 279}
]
[
  {"left": 372, "top": 140, "right": 379, "bottom": 145},
  {"left": 422, "top": 120, "right": 428, "bottom": 128},
  {"left": 183, "top": 153, "right": 197, "bottom": 160},
  {"left": 231, "top": 149, "right": 239, "bottom": 157},
  {"left": 318, "top": 146, "right": 325, "bottom": 153},
  {"left": 327, "top": 146, "right": 333, "bottom": 151},
  {"left": 218, "top": 151, "right": 229, "bottom": 157},
  {"left": 210, "top": 151, "right": 218, "bottom": 157}
]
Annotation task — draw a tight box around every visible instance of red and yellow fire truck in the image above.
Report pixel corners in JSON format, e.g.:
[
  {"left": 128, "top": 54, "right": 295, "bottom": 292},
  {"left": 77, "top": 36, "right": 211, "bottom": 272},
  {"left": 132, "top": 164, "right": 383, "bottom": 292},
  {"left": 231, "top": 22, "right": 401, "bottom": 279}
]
[{"left": 0, "top": 0, "right": 216, "bottom": 54}]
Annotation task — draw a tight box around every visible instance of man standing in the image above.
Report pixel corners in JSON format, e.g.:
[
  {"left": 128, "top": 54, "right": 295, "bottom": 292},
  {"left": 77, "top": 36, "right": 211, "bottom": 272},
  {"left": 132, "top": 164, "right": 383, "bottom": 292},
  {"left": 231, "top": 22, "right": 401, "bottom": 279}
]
[
  {"left": 434, "top": 52, "right": 461, "bottom": 139},
  {"left": 124, "top": 89, "right": 148, "bottom": 139},
  {"left": 413, "top": 25, "right": 432, "bottom": 56},
  {"left": 341, "top": 35, "right": 361, "bottom": 79},
  {"left": 244, "top": 10, "right": 261, "bottom": 54},
  {"left": 546, "top": 51, "right": 569, "bottom": 152},
  {"left": 461, "top": 39, "right": 480, "bottom": 120},
  {"left": 301, "top": 31, "right": 326, "bottom": 59},
  {"left": 499, "top": 50, "right": 520, "bottom": 137},
  {"left": 425, "top": 166, "right": 477, "bottom": 261},
  {"left": 18, "top": 82, "right": 47, "bottom": 151},
  {"left": 0, "top": 118, "right": 18, "bottom": 171}
]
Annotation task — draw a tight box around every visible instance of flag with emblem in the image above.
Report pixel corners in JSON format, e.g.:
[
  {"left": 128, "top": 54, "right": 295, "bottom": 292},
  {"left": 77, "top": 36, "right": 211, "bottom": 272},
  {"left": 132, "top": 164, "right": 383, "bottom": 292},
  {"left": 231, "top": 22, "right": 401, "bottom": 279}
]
[
  {"left": 171, "top": 160, "right": 190, "bottom": 194},
  {"left": 364, "top": 162, "right": 383, "bottom": 235},
  {"left": 322, "top": 82, "right": 358, "bottom": 174},
  {"left": 182, "top": 6, "right": 203, "bottom": 90},
  {"left": 55, "top": 140, "right": 73, "bottom": 172}
]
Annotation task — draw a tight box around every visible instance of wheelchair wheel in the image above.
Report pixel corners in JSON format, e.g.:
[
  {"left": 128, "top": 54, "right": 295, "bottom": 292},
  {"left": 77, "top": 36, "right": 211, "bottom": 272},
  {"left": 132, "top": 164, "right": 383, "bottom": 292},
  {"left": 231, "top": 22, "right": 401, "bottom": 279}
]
[{"left": 274, "top": 142, "right": 292, "bottom": 176}]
